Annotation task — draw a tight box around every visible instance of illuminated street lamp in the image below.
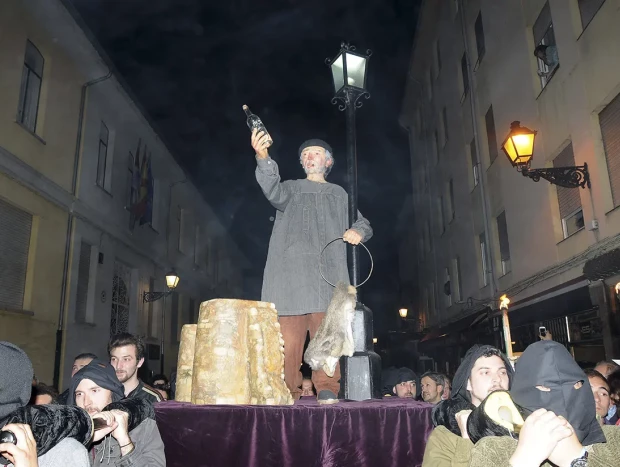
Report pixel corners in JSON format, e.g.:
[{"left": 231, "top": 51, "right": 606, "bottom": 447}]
[
  {"left": 501, "top": 121, "right": 590, "bottom": 189},
  {"left": 372, "top": 337, "right": 378, "bottom": 344},
  {"left": 143, "top": 269, "right": 180, "bottom": 374},
  {"left": 398, "top": 308, "right": 408, "bottom": 318}
]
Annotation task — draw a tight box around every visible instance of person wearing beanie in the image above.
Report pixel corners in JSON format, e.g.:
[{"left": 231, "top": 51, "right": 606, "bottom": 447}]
[
  {"left": 0, "top": 342, "right": 90, "bottom": 467},
  {"left": 422, "top": 344, "right": 513, "bottom": 467},
  {"left": 382, "top": 367, "right": 420, "bottom": 399},
  {"left": 69, "top": 360, "right": 165, "bottom": 466},
  {"left": 251, "top": 129, "right": 373, "bottom": 403}
]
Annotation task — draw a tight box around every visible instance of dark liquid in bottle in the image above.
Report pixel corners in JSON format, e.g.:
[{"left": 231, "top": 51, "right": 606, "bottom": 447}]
[{"left": 243, "top": 105, "right": 272, "bottom": 146}]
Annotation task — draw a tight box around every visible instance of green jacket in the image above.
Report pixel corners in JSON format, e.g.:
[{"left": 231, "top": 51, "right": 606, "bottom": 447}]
[{"left": 422, "top": 425, "right": 620, "bottom": 467}]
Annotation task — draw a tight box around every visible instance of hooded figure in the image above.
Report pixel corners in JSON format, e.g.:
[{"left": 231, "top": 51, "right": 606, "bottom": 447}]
[
  {"left": 381, "top": 367, "right": 420, "bottom": 398},
  {"left": 510, "top": 340, "right": 606, "bottom": 446},
  {"left": 68, "top": 359, "right": 125, "bottom": 406},
  {"left": 0, "top": 342, "right": 91, "bottom": 465},
  {"left": 431, "top": 345, "right": 514, "bottom": 434}
]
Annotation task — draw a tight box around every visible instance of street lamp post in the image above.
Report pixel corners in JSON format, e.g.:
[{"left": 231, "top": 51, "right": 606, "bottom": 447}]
[
  {"left": 398, "top": 308, "right": 408, "bottom": 319},
  {"left": 143, "top": 269, "right": 180, "bottom": 374},
  {"left": 501, "top": 121, "right": 590, "bottom": 189},
  {"left": 327, "top": 43, "right": 381, "bottom": 401}
]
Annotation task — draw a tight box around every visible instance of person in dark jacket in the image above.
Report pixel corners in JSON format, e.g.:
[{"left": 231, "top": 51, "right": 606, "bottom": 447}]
[
  {"left": 252, "top": 130, "right": 373, "bottom": 401},
  {"left": 382, "top": 367, "right": 420, "bottom": 399},
  {"left": 108, "top": 334, "right": 161, "bottom": 404},
  {"left": 69, "top": 359, "right": 165, "bottom": 466},
  {"left": 0, "top": 342, "right": 90, "bottom": 467}
]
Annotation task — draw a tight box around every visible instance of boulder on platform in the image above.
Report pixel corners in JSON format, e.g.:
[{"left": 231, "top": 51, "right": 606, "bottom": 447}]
[{"left": 175, "top": 298, "right": 293, "bottom": 405}]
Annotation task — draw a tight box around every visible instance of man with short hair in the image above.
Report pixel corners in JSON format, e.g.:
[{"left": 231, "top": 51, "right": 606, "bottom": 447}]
[
  {"left": 108, "top": 333, "right": 162, "bottom": 404},
  {"left": 58, "top": 353, "right": 98, "bottom": 405},
  {"left": 421, "top": 372, "right": 445, "bottom": 405},
  {"left": 585, "top": 369, "right": 613, "bottom": 425},
  {"left": 422, "top": 345, "right": 513, "bottom": 466},
  {"left": 594, "top": 360, "right": 620, "bottom": 378},
  {"left": 252, "top": 130, "right": 373, "bottom": 403},
  {"left": 69, "top": 359, "right": 165, "bottom": 466},
  {"left": 31, "top": 383, "right": 59, "bottom": 405}
]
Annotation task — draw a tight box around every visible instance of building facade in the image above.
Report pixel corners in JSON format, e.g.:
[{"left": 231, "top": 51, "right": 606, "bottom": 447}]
[
  {"left": 0, "top": 0, "right": 248, "bottom": 390},
  {"left": 400, "top": 0, "right": 620, "bottom": 371}
]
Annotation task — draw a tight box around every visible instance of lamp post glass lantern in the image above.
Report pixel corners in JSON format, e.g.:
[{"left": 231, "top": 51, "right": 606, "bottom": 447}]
[
  {"left": 165, "top": 270, "right": 180, "bottom": 289},
  {"left": 398, "top": 308, "right": 408, "bottom": 318},
  {"left": 501, "top": 121, "right": 537, "bottom": 169},
  {"left": 500, "top": 121, "right": 591, "bottom": 189},
  {"left": 326, "top": 43, "right": 382, "bottom": 401}
]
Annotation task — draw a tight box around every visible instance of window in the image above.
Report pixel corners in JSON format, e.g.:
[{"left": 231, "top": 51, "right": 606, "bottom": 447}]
[
  {"left": 578, "top": 0, "right": 606, "bottom": 30},
  {"left": 0, "top": 199, "right": 33, "bottom": 310},
  {"left": 444, "top": 267, "right": 452, "bottom": 307},
  {"left": 599, "top": 92, "right": 620, "bottom": 207},
  {"left": 485, "top": 106, "right": 498, "bottom": 163},
  {"left": 96, "top": 122, "right": 109, "bottom": 189},
  {"left": 442, "top": 107, "right": 449, "bottom": 145},
  {"left": 438, "top": 196, "right": 445, "bottom": 234},
  {"left": 474, "top": 12, "right": 486, "bottom": 65},
  {"left": 17, "top": 41, "right": 44, "bottom": 133},
  {"left": 479, "top": 233, "right": 489, "bottom": 287},
  {"left": 533, "top": 2, "right": 559, "bottom": 88},
  {"left": 435, "top": 41, "right": 442, "bottom": 77},
  {"left": 448, "top": 179, "right": 455, "bottom": 221},
  {"left": 461, "top": 53, "right": 469, "bottom": 99},
  {"left": 553, "top": 143, "right": 584, "bottom": 238},
  {"left": 453, "top": 257, "right": 462, "bottom": 302},
  {"left": 470, "top": 138, "right": 479, "bottom": 187},
  {"left": 497, "top": 211, "right": 511, "bottom": 275}
]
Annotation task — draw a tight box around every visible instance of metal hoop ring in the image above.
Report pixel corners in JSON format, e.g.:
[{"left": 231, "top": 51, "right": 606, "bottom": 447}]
[{"left": 319, "top": 237, "right": 374, "bottom": 288}]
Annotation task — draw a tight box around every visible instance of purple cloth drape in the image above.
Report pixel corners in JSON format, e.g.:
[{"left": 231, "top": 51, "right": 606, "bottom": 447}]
[{"left": 155, "top": 397, "right": 433, "bottom": 467}]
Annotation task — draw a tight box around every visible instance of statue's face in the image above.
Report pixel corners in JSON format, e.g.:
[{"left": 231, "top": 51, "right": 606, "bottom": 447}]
[{"left": 301, "top": 146, "right": 332, "bottom": 175}]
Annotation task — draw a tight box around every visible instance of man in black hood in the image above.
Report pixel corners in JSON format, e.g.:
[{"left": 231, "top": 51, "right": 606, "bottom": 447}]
[
  {"left": 382, "top": 367, "right": 420, "bottom": 398},
  {"left": 465, "top": 340, "right": 620, "bottom": 467},
  {"left": 422, "top": 345, "right": 513, "bottom": 466},
  {"left": 69, "top": 359, "right": 166, "bottom": 466},
  {"left": 0, "top": 342, "right": 90, "bottom": 467}
]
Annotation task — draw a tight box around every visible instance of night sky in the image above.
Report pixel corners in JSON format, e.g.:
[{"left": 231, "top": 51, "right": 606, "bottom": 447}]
[{"left": 69, "top": 0, "right": 419, "bottom": 334}]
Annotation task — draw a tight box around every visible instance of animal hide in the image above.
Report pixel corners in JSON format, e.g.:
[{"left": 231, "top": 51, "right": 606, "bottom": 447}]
[{"left": 304, "top": 281, "right": 356, "bottom": 377}]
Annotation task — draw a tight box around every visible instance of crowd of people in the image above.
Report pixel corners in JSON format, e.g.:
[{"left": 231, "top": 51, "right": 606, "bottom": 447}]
[{"left": 0, "top": 333, "right": 169, "bottom": 467}]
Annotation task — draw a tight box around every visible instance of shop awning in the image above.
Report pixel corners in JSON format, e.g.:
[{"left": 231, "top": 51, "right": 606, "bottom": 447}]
[{"left": 420, "top": 307, "right": 491, "bottom": 343}]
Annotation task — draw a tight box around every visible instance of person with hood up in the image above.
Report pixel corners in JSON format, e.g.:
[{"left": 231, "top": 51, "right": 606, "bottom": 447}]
[
  {"left": 422, "top": 345, "right": 513, "bottom": 466},
  {"left": 0, "top": 342, "right": 90, "bottom": 467},
  {"left": 382, "top": 367, "right": 420, "bottom": 398},
  {"left": 467, "top": 340, "right": 620, "bottom": 467},
  {"left": 68, "top": 359, "right": 165, "bottom": 466}
]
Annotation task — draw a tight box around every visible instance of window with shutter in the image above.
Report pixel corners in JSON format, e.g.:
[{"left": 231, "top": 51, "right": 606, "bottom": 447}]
[
  {"left": 475, "top": 12, "right": 486, "bottom": 64},
  {"left": 17, "top": 41, "right": 44, "bottom": 133},
  {"left": 471, "top": 138, "right": 479, "bottom": 186},
  {"left": 461, "top": 53, "right": 469, "bottom": 99},
  {"left": 479, "top": 233, "right": 489, "bottom": 287},
  {"left": 485, "top": 106, "right": 498, "bottom": 163},
  {"left": 453, "top": 257, "right": 462, "bottom": 302},
  {"left": 533, "top": 2, "right": 559, "bottom": 88},
  {"left": 578, "top": 0, "right": 606, "bottom": 30},
  {"left": 75, "top": 242, "right": 92, "bottom": 323},
  {"left": 600, "top": 92, "right": 620, "bottom": 207},
  {"left": 448, "top": 179, "right": 455, "bottom": 221},
  {"left": 96, "top": 122, "right": 109, "bottom": 189},
  {"left": 553, "top": 143, "right": 584, "bottom": 238},
  {"left": 497, "top": 211, "right": 511, "bottom": 275},
  {"left": 0, "top": 199, "right": 32, "bottom": 310}
]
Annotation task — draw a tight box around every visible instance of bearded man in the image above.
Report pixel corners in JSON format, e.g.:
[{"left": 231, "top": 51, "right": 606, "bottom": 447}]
[{"left": 252, "top": 129, "right": 373, "bottom": 402}]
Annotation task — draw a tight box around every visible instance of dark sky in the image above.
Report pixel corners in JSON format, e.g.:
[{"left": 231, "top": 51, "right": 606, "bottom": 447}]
[{"left": 69, "top": 0, "right": 419, "bottom": 334}]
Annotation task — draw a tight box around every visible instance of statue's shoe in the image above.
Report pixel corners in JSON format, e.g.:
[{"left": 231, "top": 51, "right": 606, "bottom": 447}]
[{"left": 317, "top": 390, "right": 339, "bottom": 405}]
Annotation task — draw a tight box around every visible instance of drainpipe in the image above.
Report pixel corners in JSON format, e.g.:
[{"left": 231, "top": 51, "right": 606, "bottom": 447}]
[
  {"left": 53, "top": 72, "right": 112, "bottom": 390},
  {"left": 458, "top": 0, "right": 504, "bottom": 352}
]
